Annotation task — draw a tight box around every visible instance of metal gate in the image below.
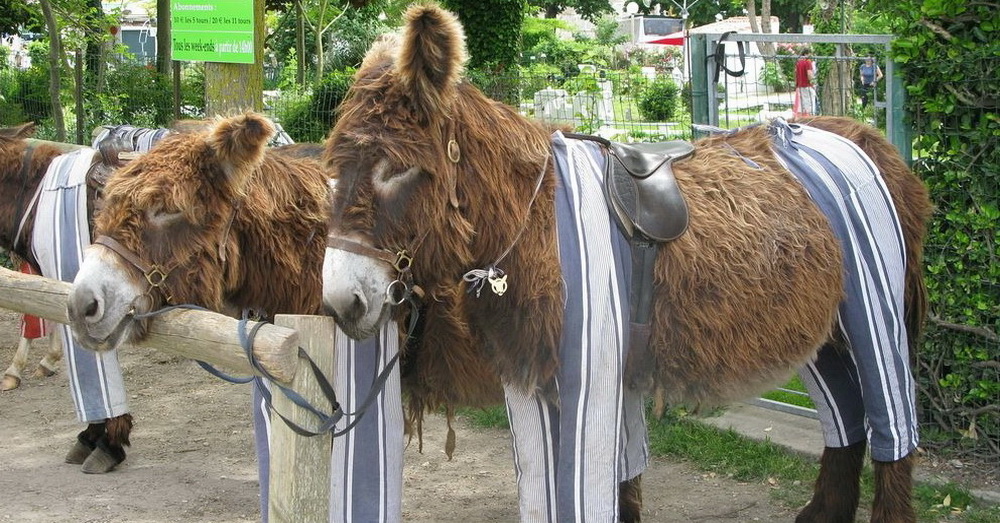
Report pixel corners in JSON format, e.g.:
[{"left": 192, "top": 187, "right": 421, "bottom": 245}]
[{"left": 687, "top": 32, "right": 912, "bottom": 165}]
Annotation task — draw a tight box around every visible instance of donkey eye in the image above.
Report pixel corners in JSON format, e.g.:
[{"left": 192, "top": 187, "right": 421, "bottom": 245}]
[
  {"left": 146, "top": 206, "right": 184, "bottom": 227},
  {"left": 374, "top": 163, "right": 421, "bottom": 198}
]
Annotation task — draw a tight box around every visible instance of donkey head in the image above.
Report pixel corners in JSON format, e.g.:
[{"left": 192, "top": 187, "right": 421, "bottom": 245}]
[
  {"left": 322, "top": 4, "right": 479, "bottom": 340},
  {"left": 68, "top": 113, "right": 276, "bottom": 351}
]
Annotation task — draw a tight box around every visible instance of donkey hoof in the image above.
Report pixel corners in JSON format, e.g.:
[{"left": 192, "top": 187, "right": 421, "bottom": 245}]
[
  {"left": 0, "top": 374, "right": 21, "bottom": 391},
  {"left": 65, "top": 440, "right": 95, "bottom": 464},
  {"left": 81, "top": 447, "right": 125, "bottom": 474},
  {"left": 32, "top": 365, "right": 57, "bottom": 378}
]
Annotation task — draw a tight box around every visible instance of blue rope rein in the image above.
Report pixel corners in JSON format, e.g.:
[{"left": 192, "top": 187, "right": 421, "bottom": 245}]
[{"left": 132, "top": 301, "right": 413, "bottom": 438}]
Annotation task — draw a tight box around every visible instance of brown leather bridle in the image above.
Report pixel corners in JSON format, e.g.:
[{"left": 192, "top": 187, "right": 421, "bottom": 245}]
[
  {"left": 93, "top": 235, "right": 175, "bottom": 305},
  {"left": 326, "top": 235, "right": 424, "bottom": 306}
]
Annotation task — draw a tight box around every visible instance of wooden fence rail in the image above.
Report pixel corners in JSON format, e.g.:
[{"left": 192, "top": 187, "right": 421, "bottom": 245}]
[
  {"left": 0, "top": 264, "right": 337, "bottom": 519},
  {"left": 0, "top": 265, "right": 299, "bottom": 383}
]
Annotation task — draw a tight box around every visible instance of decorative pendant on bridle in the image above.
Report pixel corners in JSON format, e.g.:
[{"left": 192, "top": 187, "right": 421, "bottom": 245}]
[{"left": 463, "top": 266, "right": 507, "bottom": 297}]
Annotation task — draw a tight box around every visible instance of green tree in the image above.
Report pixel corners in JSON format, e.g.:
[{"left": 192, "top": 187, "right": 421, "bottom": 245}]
[
  {"left": 444, "top": 0, "right": 526, "bottom": 71},
  {"left": 0, "top": 0, "right": 34, "bottom": 35},
  {"left": 530, "top": 0, "right": 614, "bottom": 22}
]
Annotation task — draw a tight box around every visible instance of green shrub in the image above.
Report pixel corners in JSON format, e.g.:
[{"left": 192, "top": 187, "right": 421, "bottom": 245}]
[
  {"left": 275, "top": 69, "right": 354, "bottom": 143},
  {"left": 17, "top": 65, "right": 50, "bottom": 123},
  {"left": 886, "top": 0, "right": 999, "bottom": 459},
  {"left": 638, "top": 77, "right": 679, "bottom": 121},
  {"left": 95, "top": 63, "right": 172, "bottom": 126}
]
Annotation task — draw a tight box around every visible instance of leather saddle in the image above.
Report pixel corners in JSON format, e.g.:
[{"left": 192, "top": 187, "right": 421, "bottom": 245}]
[{"left": 564, "top": 133, "right": 693, "bottom": 242}]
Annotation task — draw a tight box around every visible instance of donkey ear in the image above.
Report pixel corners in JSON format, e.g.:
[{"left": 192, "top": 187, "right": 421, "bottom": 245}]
[
  {"left": 397, "top": 3, "right": 467, "bottom": 122},
  {"left": 206, "top": 113, "right": 274, "bottom": 189},
  {"left": 0, "top": 122, "right": 37, "bottom": 140}
]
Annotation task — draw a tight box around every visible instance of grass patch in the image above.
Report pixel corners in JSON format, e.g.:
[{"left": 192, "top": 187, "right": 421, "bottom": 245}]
[
  {"left": 459, "top": 405, "right": 509, "bottom": 430},
  {"left": 760, "top": 375, "right": 816, "bottom": 409},
  {"left": 458, "top": 404, "right": 1000, "bottom": 521}
]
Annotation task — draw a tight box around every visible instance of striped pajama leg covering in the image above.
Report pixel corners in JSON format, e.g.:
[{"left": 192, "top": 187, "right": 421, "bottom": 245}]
[
  {"left": 253, "top": 323, "right": 403, "bottom": 522},
  {"left": 771, "top": 121, "right": 918, "bottom": 463},
  {"left": 504, "top": 132, "right": 648, "bottom": 522},
  {"left": 31, "top": 149, "right": 129, "bottom": 423}
]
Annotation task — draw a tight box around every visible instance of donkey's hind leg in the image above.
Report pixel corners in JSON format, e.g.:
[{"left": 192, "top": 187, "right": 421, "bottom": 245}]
[
  {"left": 795, "top": 441, "right": 866, "bottom": 523},
  {"left": 619, "top": 474, "right": 643, "bottom": 522},
  {"left": 1, "top": 336, "right": 33, "bottom": 391},
  {"left": 871, "top": 453, "right": 915, "bottom": 523},
  {"left": 32, "top": 328, "right": 62, "bottom": 378}
]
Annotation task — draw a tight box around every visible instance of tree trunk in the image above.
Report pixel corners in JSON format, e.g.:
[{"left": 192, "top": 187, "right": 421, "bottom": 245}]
[
  {"left": 745, "top": 0, "right": 775, "bottom": 56},
  {"left": 314, "top": 29, "right": 325, "bottom": 84},
  {"left": 156, "top": 0, "right": 172, "bottom": 75},
  {"left": 817, "top": 0, "right": 854, "bottom": 116},
  {"left": 204, "top": 0, "right": 265, "bottom": 116},
  {"left": 39, "top": 0, "right": 66, "bottom": 142},
  {"left": 296, "top": 1, "right": 305, "bottom": 85},
  {"left": 85, "top": 0, "right": 103, "bottom": 88}
]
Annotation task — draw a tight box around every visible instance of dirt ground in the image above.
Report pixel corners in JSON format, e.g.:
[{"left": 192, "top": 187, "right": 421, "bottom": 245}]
[{"left": 0, "top": 308, "right": 819, "bottom": 522}]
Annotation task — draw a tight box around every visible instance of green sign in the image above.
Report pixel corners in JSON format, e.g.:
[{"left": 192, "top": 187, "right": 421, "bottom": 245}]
[{"left": 171, "top": 1, "right": 255, "bottom": 63}]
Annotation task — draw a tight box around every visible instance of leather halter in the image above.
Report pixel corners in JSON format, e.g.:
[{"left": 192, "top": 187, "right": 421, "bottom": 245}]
[
  {"left": 326, "top": 236, "right": 422, "bottom": 306},
  {"left": 94, "top": 235, "right": 175, "bottom": 304}
]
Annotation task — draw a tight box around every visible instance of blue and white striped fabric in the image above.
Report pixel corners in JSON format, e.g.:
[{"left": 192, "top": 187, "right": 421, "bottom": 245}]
[
  {"left": 31, "top": 148, "right": 129, "bottom": 423},
  {"left": 503, "top": 131, "right": 648, "bottom": 522},
  {"left": 253, "top": 323, "right": 403, "bottom": 523},
  {"left": 770, "top": 120, "right": 917, "bottom": 462},
  {"left": 328, "top": 323, "right": 403, "bottom": 522},
  {"left": 92, "top": 125, "right": 171, "bottom": 152}
]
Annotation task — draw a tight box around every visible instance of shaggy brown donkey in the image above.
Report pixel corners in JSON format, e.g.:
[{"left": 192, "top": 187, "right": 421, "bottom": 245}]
[{"left": 320, "top": 4, "right": 931, "bottom": 522}]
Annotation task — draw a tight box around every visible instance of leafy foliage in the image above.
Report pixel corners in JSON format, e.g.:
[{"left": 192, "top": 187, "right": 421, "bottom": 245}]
[
  {"left": 879, "top": 0, "right": 1000, "bottom": 459},
  {"left": 637, "top": 76, "right": 679, "bottom": 121},
  {"left": 443, "top": 0, "right": 525, "bottom": 71},
  {"left": 275, "top": 69, "right": 354, "bottom": 143}
]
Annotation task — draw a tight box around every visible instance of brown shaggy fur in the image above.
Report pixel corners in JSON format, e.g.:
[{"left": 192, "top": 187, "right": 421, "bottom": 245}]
[
  {"left": 0, "top": 124, "right": 70, "bottom": 262},
  {"left": 327, "top": 3, "right": 932, "bottom": 520},
  {"left": 795, "top": 441, "right": 867, "bottom": 523},
  {"left": 92, "top": 114, "right": 502, "bottom": 414},
  {"left": 95, "top": 113, "right": 330, "bottom": 318}
]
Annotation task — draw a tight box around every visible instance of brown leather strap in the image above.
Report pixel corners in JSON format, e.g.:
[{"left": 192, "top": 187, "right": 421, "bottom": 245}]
[
  {"left": 326, "top": 236, "right": 398, "bottom": 267},
  {"left": 94, "top": 235, "right": 153, "bottom": 275}
]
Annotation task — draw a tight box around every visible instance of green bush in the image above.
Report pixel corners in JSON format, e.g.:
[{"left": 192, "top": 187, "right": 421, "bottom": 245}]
[
  {"left": 16, "top": 64, "right": 50, "bottom": 124},
  {"left": 638, "top": 77, "right": 680, "bottom": 121},
  {"left": 886, "top": 0, "right": 999, "bottom": 459},
  {"left": 94, "top": 63, "right": 173, "bottom": 127},
  {"left": 761, "top": 61, "right": 788, "bottom": 92},
  {"left": 275, "top": 69, "right": 354, "bottom": 143}
]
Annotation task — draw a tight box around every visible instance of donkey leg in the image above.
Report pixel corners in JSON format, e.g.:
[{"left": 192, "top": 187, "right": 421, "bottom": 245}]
[
  {"left": 66, "top": 421, "right": 106, "bottom": 464},
  {"left": 619, "top": 474, "right": 643, "bottom": 522},
  {"left": 81, "top": 413, "right": 133, "bottom": 474},
  {"left": 870, "top": 453, "right": 915, "bottom": 523},
  {"left": 1, "top": 337, "right": 34, "bottom": 391},
  {"left": 33, "top": 329, "right": 62, "bottom": 378},
  {"left": 795, "top": 440, "right": 866, "bottom": 523}
]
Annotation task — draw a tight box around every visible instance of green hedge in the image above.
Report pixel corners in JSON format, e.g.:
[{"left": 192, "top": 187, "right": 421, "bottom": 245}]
[{"left": 888, "top": 0, "right": 999, "bottom": 458}]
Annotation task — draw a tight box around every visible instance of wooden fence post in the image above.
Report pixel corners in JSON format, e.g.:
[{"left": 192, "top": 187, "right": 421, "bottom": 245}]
[{"left": 268, "top": 315, "right": 336, "bottom": 522}]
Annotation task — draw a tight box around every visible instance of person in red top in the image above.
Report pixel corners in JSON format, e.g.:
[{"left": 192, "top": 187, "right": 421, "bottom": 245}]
[{"left": 794, "top": 48, "right": 817, "bottom": 117}]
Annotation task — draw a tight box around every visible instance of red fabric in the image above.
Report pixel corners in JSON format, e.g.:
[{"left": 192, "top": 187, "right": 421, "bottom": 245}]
[
  {"left": 795, "top": 58, "right": 813, "bottom": 88},
  {"left": 18, "top": 261, "right": 48, "bottom": 339},
  {"left": 647, "top": 32, "right": 685, "bottom": 46}
]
